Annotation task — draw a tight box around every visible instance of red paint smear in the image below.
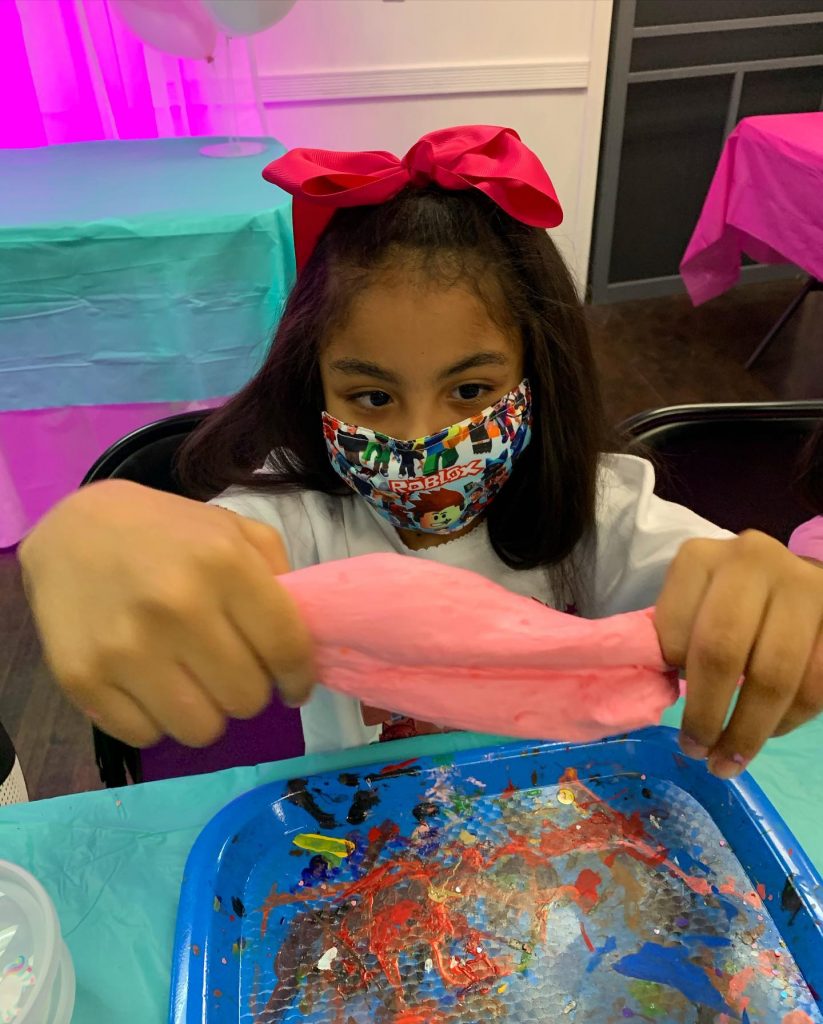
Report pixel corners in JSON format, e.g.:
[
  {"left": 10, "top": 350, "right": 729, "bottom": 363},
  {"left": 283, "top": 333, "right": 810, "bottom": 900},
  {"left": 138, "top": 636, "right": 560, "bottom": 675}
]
[
  {"left": 502, "top": 780, "right": 518, "bottom": 798},
  {"left": 253, "top": 758, "right": 736, "bottom": 1020},
  {"left": 580, "top": 921, "right": 596, "bottom": 953},
  {"left": 574, "top": 868, "right": 602, "bottom": 912},
  {"left": 379, "top": 758, "right": 418, "bottom": 775},
  {"left": 728, "top": 965, "right": 754, "bottom": 1011},
  {"left": 756, "top": 882, "right": 767, "bottom": 899},
  {"left": 334, "top": 861, "right": 511, "bottom": 993},
  {"left": 394, "top": 1007, "right": 450, "bottom": 1024}
]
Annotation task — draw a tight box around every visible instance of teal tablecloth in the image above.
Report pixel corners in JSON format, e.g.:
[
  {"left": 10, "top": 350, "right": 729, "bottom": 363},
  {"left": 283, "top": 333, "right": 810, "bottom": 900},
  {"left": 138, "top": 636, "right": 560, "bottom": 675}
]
[
  {"left": 0, "top": 706, "right": 821, "bottom": 1024},
  {"left": 0, "top": 138, "right": 294, "bottom": 412}
]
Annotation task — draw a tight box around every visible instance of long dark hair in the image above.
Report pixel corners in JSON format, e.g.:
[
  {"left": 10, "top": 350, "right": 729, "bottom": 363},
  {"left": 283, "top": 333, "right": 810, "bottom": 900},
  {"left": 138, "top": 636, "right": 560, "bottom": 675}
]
[
  {"left": 797, "top": 423, "right": 823, "bottom": 514},
  {"left": 178, "top": 185, "right": 608, "bottom": 572}
]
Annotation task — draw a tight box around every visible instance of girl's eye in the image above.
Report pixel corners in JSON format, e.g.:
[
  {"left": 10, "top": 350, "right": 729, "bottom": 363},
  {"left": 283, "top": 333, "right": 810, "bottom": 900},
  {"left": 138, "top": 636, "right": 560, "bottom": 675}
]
[
  {"left": 353, "top": 390, "right": 392, "bottom": 409},
  {"left": 454, "top": 383, "right": 490, "bottom": 402}
]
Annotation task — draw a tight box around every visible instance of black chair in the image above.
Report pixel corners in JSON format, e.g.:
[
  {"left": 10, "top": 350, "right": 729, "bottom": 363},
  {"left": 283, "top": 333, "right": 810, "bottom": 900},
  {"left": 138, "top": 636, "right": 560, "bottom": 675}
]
[
  {"left": 619, "top": 401, "right": 822, "bottom": 543},
  {"left": 81, "top": 410, "right": 305, "bottom": 787},
  {"left": 82, "top": 409, "right": 212, "bottom": 496}
]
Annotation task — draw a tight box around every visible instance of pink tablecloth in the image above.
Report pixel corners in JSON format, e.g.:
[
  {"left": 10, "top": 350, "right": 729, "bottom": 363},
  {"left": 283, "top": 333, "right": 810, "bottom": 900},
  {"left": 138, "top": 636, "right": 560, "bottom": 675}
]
[
  {"left": 0, "top": 399, "right": 223, "bottom": 549},
  {"left": 680, "top": 113, "right": 823, "bottom": 305}
]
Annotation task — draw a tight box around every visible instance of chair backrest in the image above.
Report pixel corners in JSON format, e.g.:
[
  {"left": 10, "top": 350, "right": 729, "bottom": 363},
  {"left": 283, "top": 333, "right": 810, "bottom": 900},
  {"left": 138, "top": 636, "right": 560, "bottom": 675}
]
[
  {"left": 82, "top": 411, "right": 304, "bottom": 787},
  {"left": 619, "top": 401, "right": 821, "bottom": 543},
  {"left": 81, "top": 410, "right": 212, "bottom": 493}
]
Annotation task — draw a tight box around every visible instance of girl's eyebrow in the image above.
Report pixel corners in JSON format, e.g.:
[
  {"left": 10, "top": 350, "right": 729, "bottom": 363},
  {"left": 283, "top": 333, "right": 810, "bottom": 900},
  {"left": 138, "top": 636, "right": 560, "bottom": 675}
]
[
  {"left": 328, "top": 358, "right": 399, "bottom": 383},
  {"left": 329, "top": 350, "right": 509, "bottom": 384},
  {"left": 438, "top": 351, "right": 509, "bottom": 380}
]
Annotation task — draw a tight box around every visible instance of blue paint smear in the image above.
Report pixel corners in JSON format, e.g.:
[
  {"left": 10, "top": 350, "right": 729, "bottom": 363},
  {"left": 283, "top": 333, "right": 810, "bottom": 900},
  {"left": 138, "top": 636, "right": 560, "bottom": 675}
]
[
  {"left": 586, "top": 934, "right": 617, "bottom": 973},
  {"left": 715, "top": 895, "right": 741, "bottom": 923},
  {"left": 613, "top": 942, "right": 731, "bottom": 1012},
  {"left": 669, "top": 847, "right": 711, "bottom": 876},
  {"left": 299, "top": 854, "right": 332, "bottom": 888}
]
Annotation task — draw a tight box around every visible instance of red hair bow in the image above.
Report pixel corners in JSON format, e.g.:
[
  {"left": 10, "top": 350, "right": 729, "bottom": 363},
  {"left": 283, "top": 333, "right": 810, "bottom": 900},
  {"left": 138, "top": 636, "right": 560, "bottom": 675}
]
[{"left": 262, "top": 125, "right": 563, "bottom": 271}]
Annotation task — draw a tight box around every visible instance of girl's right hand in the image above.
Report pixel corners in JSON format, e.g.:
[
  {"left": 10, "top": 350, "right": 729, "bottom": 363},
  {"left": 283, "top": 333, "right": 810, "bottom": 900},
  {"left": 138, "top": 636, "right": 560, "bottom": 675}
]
[{"left": 19, "top": 481, "right": 315, "bottom": 748}]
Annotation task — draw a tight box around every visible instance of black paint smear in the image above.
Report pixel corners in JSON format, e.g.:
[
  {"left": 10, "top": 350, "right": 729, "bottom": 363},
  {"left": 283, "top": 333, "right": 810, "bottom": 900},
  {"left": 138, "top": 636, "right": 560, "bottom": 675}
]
[
  {"left": 412, "top": 800, "right": 440, "bottom": 822},
  {"left": 232, "top": 896, "right": 246, "bottom": 918},
  {"left": 339, "top": 773, "right": 360, "bottom": 788},
  {"left": 284, "top": 777, "right": 337, "bottom": 829},
  {"left": 531, "top": 770, "right": 538, "bottom": 787},
  {"left": 364, "top": 765, "right": 421, "bottom": 782},
  {"left": 641, "top": 787, "right": 652, "bottom": 799},
  {"left": 781, "top": 875, "right": 803, "bottom": 925},
  {"left": 347, "top": 789, "right": 380, "bottom": 825}
]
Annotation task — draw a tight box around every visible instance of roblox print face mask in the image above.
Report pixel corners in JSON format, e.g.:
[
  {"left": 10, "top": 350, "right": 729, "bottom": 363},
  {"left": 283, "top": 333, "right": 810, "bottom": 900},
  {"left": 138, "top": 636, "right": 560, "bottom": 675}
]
[{"left": 322, "top": 380, "right": 532, "bottom": 534}]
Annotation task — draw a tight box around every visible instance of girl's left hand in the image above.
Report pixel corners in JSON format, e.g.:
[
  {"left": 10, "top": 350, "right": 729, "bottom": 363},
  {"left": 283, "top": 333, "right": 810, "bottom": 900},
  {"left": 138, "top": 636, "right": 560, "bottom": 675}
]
[{"left": 655, "top": 531, "right": 823, "bottom": 778}]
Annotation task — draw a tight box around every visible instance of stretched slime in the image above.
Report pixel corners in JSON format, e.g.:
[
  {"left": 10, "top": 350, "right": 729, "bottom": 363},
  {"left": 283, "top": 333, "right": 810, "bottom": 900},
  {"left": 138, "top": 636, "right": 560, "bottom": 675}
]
[{"left": 279, "top": 554, "right": 677, "bottom": 740}]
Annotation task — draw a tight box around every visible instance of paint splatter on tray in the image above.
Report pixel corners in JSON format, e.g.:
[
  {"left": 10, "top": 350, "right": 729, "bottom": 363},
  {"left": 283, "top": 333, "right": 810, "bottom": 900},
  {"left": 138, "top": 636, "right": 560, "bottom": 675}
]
[{"left": 170, "top": 731, "right": 823, "bottom": 1024}]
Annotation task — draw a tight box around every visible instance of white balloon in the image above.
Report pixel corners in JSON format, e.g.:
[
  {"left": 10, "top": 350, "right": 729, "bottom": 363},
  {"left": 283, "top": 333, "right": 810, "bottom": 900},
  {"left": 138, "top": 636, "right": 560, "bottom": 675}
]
[
  {"left": 111, "top": 0, "right": 217, "bottom": 60},
  {"left": 202, "top": 0, "right": 297, "bottom": 36}
]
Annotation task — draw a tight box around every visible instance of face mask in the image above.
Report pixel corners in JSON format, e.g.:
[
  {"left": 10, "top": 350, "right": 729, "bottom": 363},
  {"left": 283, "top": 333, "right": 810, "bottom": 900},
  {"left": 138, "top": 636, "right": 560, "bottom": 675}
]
[{"left": 322, "top": 380, "right": 532, "bottom": 534}]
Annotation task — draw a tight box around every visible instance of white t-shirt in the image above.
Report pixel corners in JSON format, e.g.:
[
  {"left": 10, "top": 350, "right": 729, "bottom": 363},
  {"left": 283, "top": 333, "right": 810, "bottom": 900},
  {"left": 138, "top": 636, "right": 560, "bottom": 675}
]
[{"left": 211, "top": 454, "right": 732, "bottom": 754}]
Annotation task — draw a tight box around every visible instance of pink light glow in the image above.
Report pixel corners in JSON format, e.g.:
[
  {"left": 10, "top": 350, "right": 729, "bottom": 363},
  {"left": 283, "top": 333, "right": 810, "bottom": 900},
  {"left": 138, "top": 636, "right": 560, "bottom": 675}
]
[{"left": 1, "top": 0, "right": 262, "bottom": 147}]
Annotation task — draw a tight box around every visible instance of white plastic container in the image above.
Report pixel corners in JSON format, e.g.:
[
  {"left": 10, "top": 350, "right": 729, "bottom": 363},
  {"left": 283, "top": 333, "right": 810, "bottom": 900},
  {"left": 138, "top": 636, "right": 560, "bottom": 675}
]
[{"left": 0, "top": 860, "right": 75, "bottom": 1024}]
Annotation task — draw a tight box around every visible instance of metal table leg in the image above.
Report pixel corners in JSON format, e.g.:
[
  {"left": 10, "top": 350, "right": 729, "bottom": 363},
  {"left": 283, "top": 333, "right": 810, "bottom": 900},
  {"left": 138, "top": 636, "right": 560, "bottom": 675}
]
[{"left": 746, "top": 277, "right": 822, "bottom": 370}]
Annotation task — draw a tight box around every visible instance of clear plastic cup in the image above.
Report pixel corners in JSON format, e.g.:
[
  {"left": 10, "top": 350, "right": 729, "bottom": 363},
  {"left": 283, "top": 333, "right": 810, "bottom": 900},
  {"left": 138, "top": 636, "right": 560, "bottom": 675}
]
[{"left": 0, "top": 860, "right": 75, "bottom": 1023}]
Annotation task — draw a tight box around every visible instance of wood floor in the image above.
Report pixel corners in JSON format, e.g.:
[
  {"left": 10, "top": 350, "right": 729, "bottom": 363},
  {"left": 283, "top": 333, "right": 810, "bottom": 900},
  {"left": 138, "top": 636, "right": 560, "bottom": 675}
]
[{"left": 2, "top": 277, "right": 821, "bottom": 800}]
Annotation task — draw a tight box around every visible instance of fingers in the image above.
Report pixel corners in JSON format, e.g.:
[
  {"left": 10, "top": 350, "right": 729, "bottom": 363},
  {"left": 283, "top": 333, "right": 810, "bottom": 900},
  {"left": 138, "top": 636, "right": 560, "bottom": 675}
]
[
  {"left": 679, "top": 559, "right": 771, "bottom": 761},
  {"left": 655, "top": 538, "right": 716, "bottom": 669},
  {"left": 167, "top": 616, "right": 273, "bottom": 720},
  {"left": 223, "top": 553, "right": 316, "bottom": 708},
  {"left": 708, "top": 590, "right": 815, "bottom": 777},
  {"left": 774, "top": 628, "right": 823, "bottom": 736},
  {"left": 657, "top": 532, "right": 823, "bottom": 779},
  {"left": 232, "top": 514, "right": 292, "bottom": 575},
  {"left": 71, "top": 686, "right": 164, "bottom": 749},
  {"left": 118, "top": 661, "right": 228, "bottom": 748}
]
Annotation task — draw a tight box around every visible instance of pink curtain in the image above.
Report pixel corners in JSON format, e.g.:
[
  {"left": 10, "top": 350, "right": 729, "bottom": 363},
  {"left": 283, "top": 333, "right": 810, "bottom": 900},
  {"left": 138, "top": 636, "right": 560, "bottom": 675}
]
[{"left": 0, "top": 0, "right": 264, "bottom": 147}]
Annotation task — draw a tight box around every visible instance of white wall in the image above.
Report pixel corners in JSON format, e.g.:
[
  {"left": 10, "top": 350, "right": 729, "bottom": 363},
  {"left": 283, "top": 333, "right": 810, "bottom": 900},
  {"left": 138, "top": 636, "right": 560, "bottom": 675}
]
[{"left": 246, "top": 0, "right": 613, "bottom": 289}]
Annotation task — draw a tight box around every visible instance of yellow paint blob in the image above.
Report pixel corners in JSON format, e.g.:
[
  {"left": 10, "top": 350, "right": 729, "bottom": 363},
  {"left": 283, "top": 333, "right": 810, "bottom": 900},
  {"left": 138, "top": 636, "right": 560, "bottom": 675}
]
[
  {"left": 292, "top": 834, "right": 355, "bottom": 866},
  {"left": 428, "top": 884, "right": 461, "bottom": 904}
]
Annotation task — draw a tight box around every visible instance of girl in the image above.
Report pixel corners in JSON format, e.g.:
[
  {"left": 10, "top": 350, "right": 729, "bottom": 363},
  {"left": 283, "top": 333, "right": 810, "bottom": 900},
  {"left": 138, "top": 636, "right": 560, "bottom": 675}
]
[
  {"left": 790, "top": 424, "right": 823, "bottom": 563},
  {"left": 20, "top": 126, "right": 823, "bottom": 780}
]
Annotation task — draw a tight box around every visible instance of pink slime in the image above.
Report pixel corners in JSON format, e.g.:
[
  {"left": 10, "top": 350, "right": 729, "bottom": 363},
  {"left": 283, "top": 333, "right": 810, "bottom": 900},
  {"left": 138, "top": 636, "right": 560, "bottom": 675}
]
[{"left": 279, "top": 554, "right": 678, "bottom": 741}]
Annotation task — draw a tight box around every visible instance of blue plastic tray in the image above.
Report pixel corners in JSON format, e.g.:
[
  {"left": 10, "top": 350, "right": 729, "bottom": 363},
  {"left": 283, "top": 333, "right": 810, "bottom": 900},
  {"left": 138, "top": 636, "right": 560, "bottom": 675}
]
[{"left": 170, "top": 727, "right": 823, "bottom": 1023}]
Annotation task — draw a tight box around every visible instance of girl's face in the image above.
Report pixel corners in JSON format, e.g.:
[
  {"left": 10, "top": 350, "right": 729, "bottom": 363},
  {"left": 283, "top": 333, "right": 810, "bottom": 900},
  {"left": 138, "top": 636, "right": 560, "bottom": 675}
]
[{"left": 320, "top": 273, "right": 524, "bottom": 440}]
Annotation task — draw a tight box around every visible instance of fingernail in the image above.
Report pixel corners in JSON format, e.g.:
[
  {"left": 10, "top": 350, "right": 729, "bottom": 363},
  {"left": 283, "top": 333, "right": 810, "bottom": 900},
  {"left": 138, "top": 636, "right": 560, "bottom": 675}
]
[
  {"left": 679, "top": 734, "right": 709, "bottom": 760},
  {"left": 279, "top": 678, "right": 315, "bottom": 709},
  {"left": 709, "top": 753, "right": 748, "bottom": 780}
]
